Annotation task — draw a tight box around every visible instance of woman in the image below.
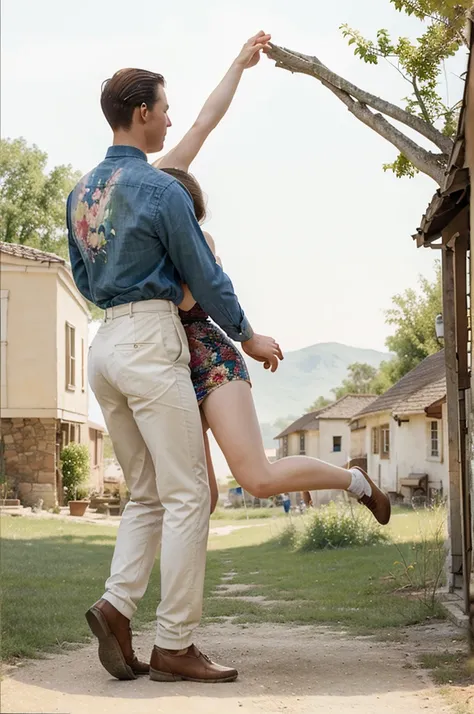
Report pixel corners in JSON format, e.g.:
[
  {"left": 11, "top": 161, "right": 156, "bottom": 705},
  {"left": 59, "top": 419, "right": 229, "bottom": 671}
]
[{"left": 155, "top": 33, "right": 391, "bottom": 525}]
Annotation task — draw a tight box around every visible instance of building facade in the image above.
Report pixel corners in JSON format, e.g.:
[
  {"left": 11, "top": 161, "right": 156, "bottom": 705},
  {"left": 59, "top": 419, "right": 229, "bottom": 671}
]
[{"left": 0, "top": 243, "right": 103, "bottom": 507}]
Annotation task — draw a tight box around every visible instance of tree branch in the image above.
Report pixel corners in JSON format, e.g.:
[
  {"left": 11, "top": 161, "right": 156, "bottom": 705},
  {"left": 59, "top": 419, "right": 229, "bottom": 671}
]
[
  {"left": 333, "top": 89, "right": 446, "bottom": 183},
  {"left": 412, "top": 76, "right": 432, "bottom": 124},
  {"left": 265, "top": 43, "right": 454, "bottom": 156}
]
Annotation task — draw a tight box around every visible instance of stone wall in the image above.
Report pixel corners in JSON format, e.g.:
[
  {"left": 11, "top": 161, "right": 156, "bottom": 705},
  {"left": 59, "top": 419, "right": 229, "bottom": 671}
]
[{"left": 1, "top": 418, "right": 57, "bottom": 508}]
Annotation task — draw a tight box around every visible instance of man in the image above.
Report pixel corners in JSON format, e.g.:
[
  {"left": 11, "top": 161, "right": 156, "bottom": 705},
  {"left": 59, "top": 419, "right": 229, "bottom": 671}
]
[{"left": 67, "top": 45, "right": 278, "bottom": 684}]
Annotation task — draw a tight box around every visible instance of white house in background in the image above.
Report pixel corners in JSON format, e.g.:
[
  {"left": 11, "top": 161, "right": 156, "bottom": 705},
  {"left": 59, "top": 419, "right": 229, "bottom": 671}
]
[
  {"left": 0, "top": 242, "right": 105, "bottom": 507},
  {"left": 350, "top": 350, "right": 447, "bottom": 504},
  {"left": 274, "top": 394, "right": 377, "bottom": 506}
]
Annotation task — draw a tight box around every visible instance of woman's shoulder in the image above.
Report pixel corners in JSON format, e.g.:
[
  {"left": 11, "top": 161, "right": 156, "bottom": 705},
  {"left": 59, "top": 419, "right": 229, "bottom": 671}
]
[{"left": 202, "top": 230, "right": 216, "bottom": 251}]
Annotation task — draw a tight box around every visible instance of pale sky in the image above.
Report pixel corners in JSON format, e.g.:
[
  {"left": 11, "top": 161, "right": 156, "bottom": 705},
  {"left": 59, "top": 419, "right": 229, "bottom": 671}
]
[
  {"left": 2, "top": 1, "right": 468, "bottom": 475},
  {"left": 3, "top": 0, "right": 466, "bottom": 354}
]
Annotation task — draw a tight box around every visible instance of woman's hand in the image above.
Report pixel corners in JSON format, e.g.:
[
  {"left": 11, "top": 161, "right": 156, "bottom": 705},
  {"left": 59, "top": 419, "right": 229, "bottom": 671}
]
[
  {"left": 234, "top": 31, "right": 272, "bottom": 70},
  {"left": 242, "top": 333, "right": 283, "bottom": 373}
]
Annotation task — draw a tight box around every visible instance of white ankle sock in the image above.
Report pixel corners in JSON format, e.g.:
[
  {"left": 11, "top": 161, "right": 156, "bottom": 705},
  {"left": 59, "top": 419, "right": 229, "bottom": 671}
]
[{"left": 348, "top": 468, "right": 372, "bottom": 498}]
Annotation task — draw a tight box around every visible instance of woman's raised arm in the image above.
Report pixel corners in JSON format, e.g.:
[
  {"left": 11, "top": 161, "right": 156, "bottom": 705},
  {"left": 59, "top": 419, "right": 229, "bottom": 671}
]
[{"left": 155, "top": 31, "right": 270, "bottom": 172}]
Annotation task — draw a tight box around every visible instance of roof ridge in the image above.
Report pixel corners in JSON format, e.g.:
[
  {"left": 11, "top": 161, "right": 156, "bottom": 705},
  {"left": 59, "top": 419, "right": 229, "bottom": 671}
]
[
  {"left": 0, "top": 241, "right": 66, "bottom": 264},
  {"left": 354, "top": 351, "right": 445, "bottom": 418}
]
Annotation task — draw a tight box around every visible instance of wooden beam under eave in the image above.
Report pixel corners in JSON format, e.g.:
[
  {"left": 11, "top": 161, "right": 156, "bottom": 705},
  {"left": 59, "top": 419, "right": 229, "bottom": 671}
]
[
  {"left": 454, "top": 233, "right": 470, "bottom": 390},
  {"left": 442, "top": 206, "right": 470, "bottom": 249},
  {"left": 416, "top": 232, "right": 427, "bottom": 248},
  {"left": 441, "top": 245, "right": 464, "bottom": 591}
]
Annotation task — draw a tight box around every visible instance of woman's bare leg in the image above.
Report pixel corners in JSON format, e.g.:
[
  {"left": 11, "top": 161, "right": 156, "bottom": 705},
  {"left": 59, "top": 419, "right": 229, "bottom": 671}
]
[
  {"left": 202, "top": 414, "right": 219, "bottom": 514},
  {"left": 201, "top": 381, "right": 352, "bottom": 498}
]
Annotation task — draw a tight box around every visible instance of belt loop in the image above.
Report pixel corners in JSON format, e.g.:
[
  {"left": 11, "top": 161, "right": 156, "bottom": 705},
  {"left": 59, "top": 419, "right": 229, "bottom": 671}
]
[{"left": 129, "top": 302, "right": 134, "bottom": 318}]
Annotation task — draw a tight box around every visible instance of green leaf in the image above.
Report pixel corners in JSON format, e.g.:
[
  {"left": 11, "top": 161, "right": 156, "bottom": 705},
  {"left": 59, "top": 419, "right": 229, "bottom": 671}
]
[{"left": 0, "top": 137, "right": 80, "bottom": 255}]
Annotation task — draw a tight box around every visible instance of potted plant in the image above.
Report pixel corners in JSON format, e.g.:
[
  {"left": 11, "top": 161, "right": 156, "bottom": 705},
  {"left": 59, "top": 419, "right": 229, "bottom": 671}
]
[
  {"left": 60, "top": 443, "right": 91, "bottom": 516},
  {"left": 0, "top": 473, "right": 20, "bottom": 507}
]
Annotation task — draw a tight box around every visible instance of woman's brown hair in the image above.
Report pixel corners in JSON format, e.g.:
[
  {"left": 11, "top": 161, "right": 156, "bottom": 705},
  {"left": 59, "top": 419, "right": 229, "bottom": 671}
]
[{"left": 160, "top": 168, "right": 206, "bottom": 223}]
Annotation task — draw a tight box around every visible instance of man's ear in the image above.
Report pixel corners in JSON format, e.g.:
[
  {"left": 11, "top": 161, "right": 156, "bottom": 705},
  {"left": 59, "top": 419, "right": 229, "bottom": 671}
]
[{"left": 139, "top": 103, "right": 148, "bottom": 123}]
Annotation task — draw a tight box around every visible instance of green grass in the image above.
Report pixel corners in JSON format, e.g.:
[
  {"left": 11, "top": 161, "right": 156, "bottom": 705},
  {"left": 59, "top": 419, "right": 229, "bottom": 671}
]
[
  {"left": 211, "top": 506, "right": 284, "bottom": 521},
  {"left": 1, "top": 507, "right": 447, "bottom": 663},
  {"left": 420, "top": 651, "right": 474, "bottom": 685},
  {"left": 387, "top": 506, "right": 446, "bottom": 542},
  {"left": 203, "top": 537, "right": 445, "bottom": 630},
  {"left": 209, "top": 518, "right": 280, "bottom": 530}
]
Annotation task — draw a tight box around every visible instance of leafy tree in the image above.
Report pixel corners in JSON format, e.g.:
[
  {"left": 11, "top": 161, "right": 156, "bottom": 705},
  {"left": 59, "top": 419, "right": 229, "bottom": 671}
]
[
  {"left": 0, "top": 138, "right": 104, "bottom": 320},
  {"left": 273, "top": 416, "right": 299, "bottom": 431},
  {"left": 368, "top": 361, "right": 399, "bottom": 395},
  {"left": 0, "top": 138, "right": 80, "bottom": 257},
  {"left": 266, "top": 1, "right": 472, "bottom": 183},
  {"left": 332, "top": 262, "right": 443, "bottom": 396},
  {"left": 306, "top": 396, "right": 333, "bottom": 413},
  {"left": 381, "top": 260, "right": 442, "bottom": 381},
  {"left": 332, "top": 362, "right": 379, "bottom": 399}
]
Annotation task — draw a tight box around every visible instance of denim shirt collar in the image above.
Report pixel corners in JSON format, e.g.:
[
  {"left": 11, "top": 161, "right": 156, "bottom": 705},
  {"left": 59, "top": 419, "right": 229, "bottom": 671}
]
[{"left": 106, "top": 145, "right": 148, "bottom": 161}]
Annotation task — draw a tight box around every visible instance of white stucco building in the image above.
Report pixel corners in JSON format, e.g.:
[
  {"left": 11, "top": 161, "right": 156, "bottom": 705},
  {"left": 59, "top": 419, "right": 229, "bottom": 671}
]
[
  {"left": 274, "top": 394, "right": 377, "bottom": 506},
  {"left": 350, "top": 350, "right": 447, "bottom": 504},
  {"left": 0, "top": 243, "right": 104, "bottom": 507}
]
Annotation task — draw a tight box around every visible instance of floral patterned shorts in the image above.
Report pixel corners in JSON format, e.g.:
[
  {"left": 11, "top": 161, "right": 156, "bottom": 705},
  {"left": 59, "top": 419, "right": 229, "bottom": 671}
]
[{"left": 182, "top": 320, "right": 251, "bottom": 404}]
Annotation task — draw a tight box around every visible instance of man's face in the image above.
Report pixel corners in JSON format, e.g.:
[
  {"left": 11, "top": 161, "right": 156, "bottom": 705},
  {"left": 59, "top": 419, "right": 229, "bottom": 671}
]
[{"left": 143, "top": 85, "right": 172, "bottom": 153}]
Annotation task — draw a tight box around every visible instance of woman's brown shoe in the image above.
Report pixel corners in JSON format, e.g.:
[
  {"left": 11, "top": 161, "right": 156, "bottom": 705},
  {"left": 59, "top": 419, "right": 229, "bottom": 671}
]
[{"left": 354, "top": 468, "right": 391, "bottom": 525}]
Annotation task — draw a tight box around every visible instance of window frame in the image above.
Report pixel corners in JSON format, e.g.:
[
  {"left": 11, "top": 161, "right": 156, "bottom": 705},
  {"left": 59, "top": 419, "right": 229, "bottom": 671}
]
[
  {"left": 380, "top": 424, "right": 390, "bottom": 459},
  {"left": 371, "top": 426, "right": 379, "bottom": 455},
  {"left": 332, "top": 435, "right": 342, "bottom": 453},
  {"left": 428, "top": 419, "right": 442, "bottom": 461},
  {"left": 299, "top": 431, "right": 306, "bottom": 455},
  {"left": 0, "top": 290, "right": 9, "bottom": 408},
  {"left": 60, "top": 421, "right": 81, "bottom": 451},
  {"left": 89, "top": 428, "right": 101, "bottom": 466},
  {"left": 65, "top": 322, "right": 76, "bottom": 391},
  {"left": 81, "top": 338, "right": 86, "bottom": 393}
]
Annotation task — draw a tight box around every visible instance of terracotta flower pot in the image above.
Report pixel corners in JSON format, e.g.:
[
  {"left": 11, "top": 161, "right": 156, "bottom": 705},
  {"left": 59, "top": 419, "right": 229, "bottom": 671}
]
[{"left": 69, "top": 500, "right": 90, "bottom": 517}]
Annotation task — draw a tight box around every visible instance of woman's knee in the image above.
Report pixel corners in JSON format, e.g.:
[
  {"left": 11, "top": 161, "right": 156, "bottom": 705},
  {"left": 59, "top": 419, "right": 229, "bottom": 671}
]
[{"left": 234, "top": 464, "right": 273, "bottom": 499}]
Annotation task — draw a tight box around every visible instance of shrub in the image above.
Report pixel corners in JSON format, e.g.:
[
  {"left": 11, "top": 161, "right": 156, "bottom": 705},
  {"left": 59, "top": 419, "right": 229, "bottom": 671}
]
[
  {"left": 75, "top": 486, "right": 90, "bottom": 500},
  {"left": 297, "top": 502, "right": 389, "bottom": 551},
  {"left": 273, "top": 520, "right": 298, "bottom": 548},
  {"left": 389, "top": 504, "right": 447, "bottom": 612},
  {"left": 60, "top": 443, "right": 90, "bottom": 502}
]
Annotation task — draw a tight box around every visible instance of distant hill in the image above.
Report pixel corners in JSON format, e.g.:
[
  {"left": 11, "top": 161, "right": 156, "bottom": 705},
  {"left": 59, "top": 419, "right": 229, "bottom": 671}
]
[{"left": 247, "top": 342, "right": 389, "bottom": 446}]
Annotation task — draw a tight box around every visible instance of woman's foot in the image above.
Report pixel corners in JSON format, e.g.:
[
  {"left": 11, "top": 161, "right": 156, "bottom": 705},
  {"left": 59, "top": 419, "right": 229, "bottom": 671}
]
[{"left": 347, "top": 467, "right": 391, "bottom": 525}]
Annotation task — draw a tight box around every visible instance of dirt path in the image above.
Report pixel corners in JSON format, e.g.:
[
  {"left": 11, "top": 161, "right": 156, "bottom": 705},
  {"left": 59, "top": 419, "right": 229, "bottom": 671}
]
[{"left": 2, "top": 621, "right": 468, "bottom": 714}]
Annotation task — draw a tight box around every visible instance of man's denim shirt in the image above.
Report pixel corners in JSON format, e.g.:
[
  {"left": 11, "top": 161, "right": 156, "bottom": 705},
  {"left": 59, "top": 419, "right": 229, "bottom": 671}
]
[{"left": 66, "top": 145, "right": 253, "bottom": 342}]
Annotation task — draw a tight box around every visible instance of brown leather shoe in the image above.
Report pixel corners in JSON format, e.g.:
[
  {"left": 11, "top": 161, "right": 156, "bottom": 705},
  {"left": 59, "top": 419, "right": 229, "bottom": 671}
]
[
  {"left": 354, "top": 468, "right": 391, "bottom": 525},
  {"left": 85, "top": 599, "right": 149, "bottom": 680},
  {"left": 150, "top": 644, "right": 238, "bottom": 683}
]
